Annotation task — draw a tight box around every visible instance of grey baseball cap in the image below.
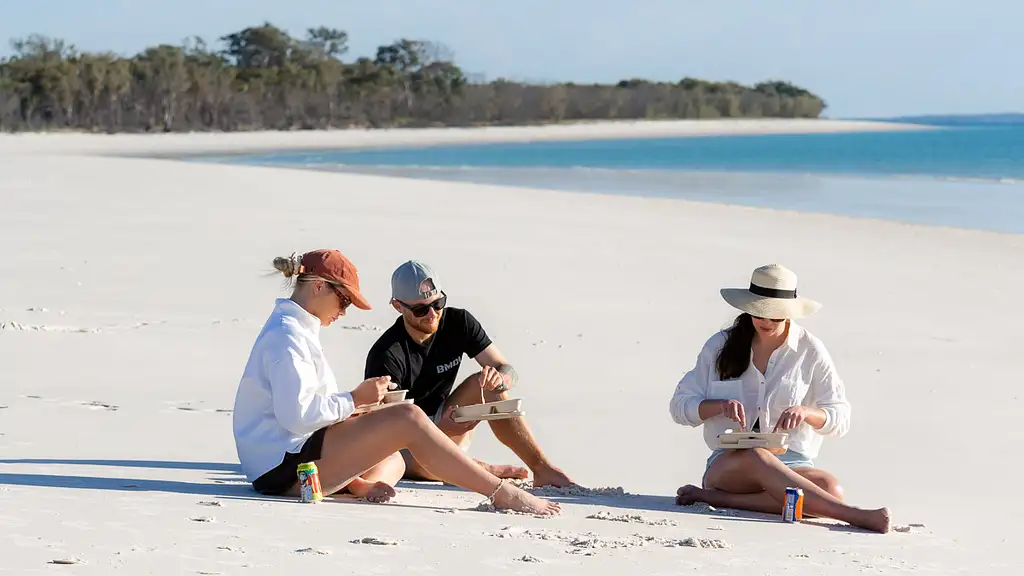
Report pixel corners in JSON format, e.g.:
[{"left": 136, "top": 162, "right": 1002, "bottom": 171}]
[{"left": 391, "top": 260, "right": 443, "bottom": 302}]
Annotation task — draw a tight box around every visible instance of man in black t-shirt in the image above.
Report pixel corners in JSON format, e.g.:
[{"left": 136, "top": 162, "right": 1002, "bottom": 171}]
[{"left": 364, "top": 260, "right": 573, "bottom": 488}]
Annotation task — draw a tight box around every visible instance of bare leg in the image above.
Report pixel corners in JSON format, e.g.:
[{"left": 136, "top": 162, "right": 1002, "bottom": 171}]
[
  {"left": 300, "top": 403, "right": 560, "bottom": 515},
  {"left": 676, "top": 467, "right": 845, "bottom": 515},
  {"left": 400, "top": 373, "right": 534, "bottom": 483},
  {"left": 447, "top": 372, "right": 573, "bottom": 487},
  {"left": 401, "top": 433, "right": 525, "bottom": 482},
  {"left": 676, "top": 449, "right": 888, "bottom": 533},
  {"left": 346, "top": 451, "right": 405, "bottom": 503}
]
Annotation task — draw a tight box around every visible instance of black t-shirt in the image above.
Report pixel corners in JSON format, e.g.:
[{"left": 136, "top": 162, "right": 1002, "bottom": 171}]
[{"left": 364, "top": 307, "right": 493, "bottom": 418}]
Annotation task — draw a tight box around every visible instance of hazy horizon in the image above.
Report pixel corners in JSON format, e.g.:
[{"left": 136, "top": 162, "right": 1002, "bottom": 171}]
[{"left": 1, "top": 0, "right": 1018, "bottom": 118}]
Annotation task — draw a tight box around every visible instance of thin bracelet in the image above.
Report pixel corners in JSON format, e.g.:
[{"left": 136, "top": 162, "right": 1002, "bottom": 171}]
[{"left": 487, "top": 478, "right": 505, "bottom": 503}]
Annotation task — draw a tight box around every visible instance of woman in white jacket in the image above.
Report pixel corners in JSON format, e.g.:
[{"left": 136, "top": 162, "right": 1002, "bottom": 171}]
[
  {"left": 669, "top": 264, "right": 889, "bottom": 533},
  {"left": 232, "top": 248, "right": 559, "bottom": 515}
]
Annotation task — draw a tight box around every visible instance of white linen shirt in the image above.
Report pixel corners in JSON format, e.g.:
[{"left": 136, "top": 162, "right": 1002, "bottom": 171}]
[
  {"left": 668, "top": 322, "right": 850, "bottom": 459},
  {"left": 233, "top": 298, "right": 355, "bottom": 482}
]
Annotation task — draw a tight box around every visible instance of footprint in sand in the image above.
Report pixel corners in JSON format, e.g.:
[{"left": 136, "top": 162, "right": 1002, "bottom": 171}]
[
  {"left": 171, "top": 403, "right": 232, "bottom": 415},
  {"left": 190, "top": 516, "right": 216, "bottom": 523},
  {"left": 198, "top": 501, "right": 223, "bottom": 507},
  {"left": 586, "top": 511, "right": 677, "bottom": 526},
  {"left": 295, "top": 547, "right": 331, "bottom": 555},
  {"left": 675, "top": 537, "right": 730, "bottom": 549},
  {"left": 489, "top": 526, "right": 730, "bottom": 553},
  {"left": 893, "top": 524, "right": 926, "bottom": 533},
  {"left": 339, "top": 324, "right": 383, "bottom": 332},
  {"left": 517, "top": 555, "right": 544, "bottom": 563},
  {"left": 1, "top": 320, "right": 99, "bottom": 333},
  {"left": 350, "top": 537, "right": 399, "bottom": 546},
  {"left": 81, "top": 401, "right": 118, "bottom": 411}
]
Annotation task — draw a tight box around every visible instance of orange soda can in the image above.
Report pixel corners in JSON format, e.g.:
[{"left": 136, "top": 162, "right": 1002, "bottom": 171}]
[{"left": 783, "top": 487, "right": 803, "bottom": 522}]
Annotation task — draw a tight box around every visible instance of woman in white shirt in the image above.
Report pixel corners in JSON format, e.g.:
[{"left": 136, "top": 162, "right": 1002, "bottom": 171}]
[
  {"left": 669, "top": 264, "right": 890, "bottom": 533},
  {"left": 232, "top": 248, "right": 559, "bottom": 515}
]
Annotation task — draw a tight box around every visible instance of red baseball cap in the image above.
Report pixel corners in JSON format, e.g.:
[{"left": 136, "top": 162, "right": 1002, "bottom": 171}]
[{"left": 299, "top": 249, "right": 372, "bottom": 310}]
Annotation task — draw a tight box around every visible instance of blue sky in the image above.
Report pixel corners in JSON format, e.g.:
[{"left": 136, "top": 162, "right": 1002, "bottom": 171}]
[{"left": 0, "top": 0, "right": 1016, "bottom": 118}]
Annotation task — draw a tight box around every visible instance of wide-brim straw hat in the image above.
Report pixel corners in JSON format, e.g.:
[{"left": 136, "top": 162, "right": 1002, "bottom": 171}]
[{"left": 720, "top": 264, "right": 822, "bottom": 320}]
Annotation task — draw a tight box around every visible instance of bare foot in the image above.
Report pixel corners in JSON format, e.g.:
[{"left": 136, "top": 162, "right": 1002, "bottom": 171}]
[
  {"left": 475, "top": 460, "right": 529, "bottom": 480},
  {"left": 675, "top": 485, "right": 703, "bottom": 505},
  {"left": 531, "top": 464, "right": 574, "bottom": 488},
  {"left": 347, "top": 478, "right": 397, "bottom": 504},
  {"left": 857, "top": 507, "right": 891, "bottom": 534},
  {"left": 492, "top": 482, "right": 561, "bottom": 516}
]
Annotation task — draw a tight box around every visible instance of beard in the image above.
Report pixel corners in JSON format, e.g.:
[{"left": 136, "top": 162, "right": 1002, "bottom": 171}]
[{"left": 410, "top": 312, "right": 442, "bottom": 334}]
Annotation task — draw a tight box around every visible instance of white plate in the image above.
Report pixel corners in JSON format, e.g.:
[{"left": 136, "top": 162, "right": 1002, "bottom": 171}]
[
  {"left": 452, "top": 410, "right": 525, "bottom": 423},
  {"left": 452, "top": 399, "right": 523, "bottom": 419}
]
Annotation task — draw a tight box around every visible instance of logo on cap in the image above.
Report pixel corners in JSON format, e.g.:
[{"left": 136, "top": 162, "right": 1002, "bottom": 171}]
[{"left": 391, "top": 260, "right": 442, "bottom": 302}]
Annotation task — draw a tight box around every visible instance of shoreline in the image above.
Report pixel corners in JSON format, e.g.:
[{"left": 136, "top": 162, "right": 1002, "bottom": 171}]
[
  {"left": 207, "top": 160, "right": 1024, "bottom": 237},
  {"left": 0, "top": 118, "right": 931, "bottom": 158}
]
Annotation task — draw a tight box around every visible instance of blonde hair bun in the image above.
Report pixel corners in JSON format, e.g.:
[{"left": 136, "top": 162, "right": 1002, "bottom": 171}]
[{"left": 272, "top": 252, "right": 305, "bottom": 278}]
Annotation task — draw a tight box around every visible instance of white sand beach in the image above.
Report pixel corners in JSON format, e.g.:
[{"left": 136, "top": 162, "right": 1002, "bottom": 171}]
[
  {"left": 0, "top": 117, "right": 929, "bottom": 157},
  {"left": 0, "top": 119, "right": 1019, "bottom": 574}
]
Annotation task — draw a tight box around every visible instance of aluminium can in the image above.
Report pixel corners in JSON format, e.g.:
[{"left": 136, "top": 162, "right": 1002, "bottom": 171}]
[
  {"left": 297, "top": 462, "right": 323, "bottom": 503},
  {"left": 783, "top": 487, "right": 804, "bottom": 522}
]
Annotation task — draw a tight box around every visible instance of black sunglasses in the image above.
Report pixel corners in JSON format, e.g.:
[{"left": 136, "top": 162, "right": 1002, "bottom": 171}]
[
  {"left": 325, "top": 282, "right": 352, "bottom": 310},
  {"left": 396, "top": 292, "right": 447, "bottom": 317}
]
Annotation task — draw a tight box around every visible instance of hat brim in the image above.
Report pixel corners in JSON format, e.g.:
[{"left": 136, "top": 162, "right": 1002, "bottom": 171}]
[
  {"left": 720, "top": 288, "right": 821, "bottom": 320},
  {"left": 339, "top": 283, "right": 372, "bottom": 311}
]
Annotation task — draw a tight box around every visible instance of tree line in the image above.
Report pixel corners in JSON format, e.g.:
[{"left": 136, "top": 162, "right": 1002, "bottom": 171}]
[{"left": 0, "top": 23, "right": 827, "bottom": 133}]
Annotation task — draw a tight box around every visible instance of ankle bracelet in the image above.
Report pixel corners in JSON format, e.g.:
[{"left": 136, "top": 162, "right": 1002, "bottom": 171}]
[{"left": 487, "top": 479, "right": 505, "bottom": 503}]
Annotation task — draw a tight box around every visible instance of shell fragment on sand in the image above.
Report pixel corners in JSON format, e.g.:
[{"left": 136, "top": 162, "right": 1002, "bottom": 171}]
[{"left": 49, "top": 558, "right": 86, "bottom": 565}]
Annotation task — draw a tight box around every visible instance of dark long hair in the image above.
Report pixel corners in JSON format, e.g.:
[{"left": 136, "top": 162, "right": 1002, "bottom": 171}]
[{"left": 716, "top": 313, "right": 756, "bottom": 380}]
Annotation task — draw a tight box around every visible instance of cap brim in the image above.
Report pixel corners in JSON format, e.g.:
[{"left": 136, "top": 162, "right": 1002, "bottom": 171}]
[
  {"left": 340, "top": 284, "right": 372, "bottom": 311},
  {"left": 720, "top": 288, "right": 821, "bottom": 319}
]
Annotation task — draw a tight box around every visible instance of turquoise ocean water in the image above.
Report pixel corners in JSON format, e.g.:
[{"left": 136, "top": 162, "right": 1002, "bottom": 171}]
[{"left": 204, "top": 121, "right": 1024, "bottom": 234}]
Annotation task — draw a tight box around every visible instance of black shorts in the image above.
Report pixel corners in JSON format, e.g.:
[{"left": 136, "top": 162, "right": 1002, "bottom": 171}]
[{"left": 252, "top": 427, "right": 328, "bottom": 496}]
